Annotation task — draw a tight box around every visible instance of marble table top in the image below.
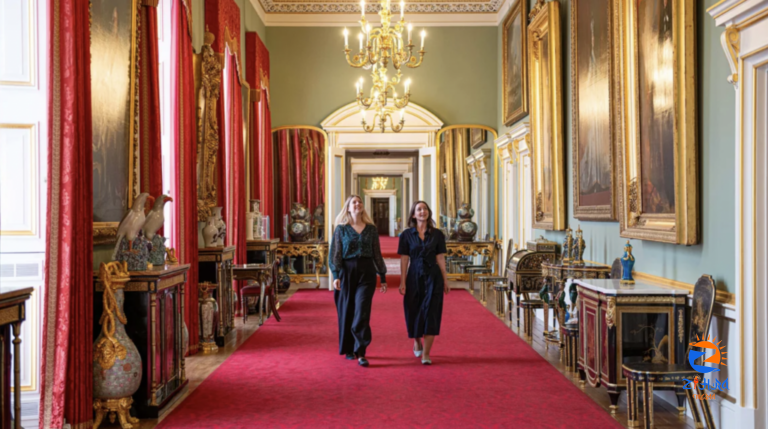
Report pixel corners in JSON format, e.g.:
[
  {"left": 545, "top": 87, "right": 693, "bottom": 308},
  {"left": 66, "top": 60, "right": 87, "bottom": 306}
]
[{"left": 574, "top": 278, "right": 689, "bottom": 296}]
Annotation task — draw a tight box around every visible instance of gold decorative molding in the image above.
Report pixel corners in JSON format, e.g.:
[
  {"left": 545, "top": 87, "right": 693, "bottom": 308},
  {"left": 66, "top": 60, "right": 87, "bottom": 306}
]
[
  {"left": 605, "top": 297, "right": 616, "bottom": 329},
  {"left": 196, "top": 28, "right": 222, "bottom": 222},
  {"left": 722, "top": 25, "right": 740, "bottom": 85}
]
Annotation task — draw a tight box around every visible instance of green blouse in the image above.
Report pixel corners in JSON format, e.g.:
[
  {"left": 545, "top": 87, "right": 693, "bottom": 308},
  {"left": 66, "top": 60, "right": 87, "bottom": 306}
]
[{"left": 329, "top": 224, "right": 387, "bottom": 283}]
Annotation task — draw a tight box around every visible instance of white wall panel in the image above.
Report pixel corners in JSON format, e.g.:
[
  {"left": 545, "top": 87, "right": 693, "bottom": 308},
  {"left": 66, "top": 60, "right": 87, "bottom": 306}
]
[
  {"left": 0, "top": 124, "right": 36, "bottom": 236},
  {"left": 0, "top": 0, "right": 33, "bottom": 85}
]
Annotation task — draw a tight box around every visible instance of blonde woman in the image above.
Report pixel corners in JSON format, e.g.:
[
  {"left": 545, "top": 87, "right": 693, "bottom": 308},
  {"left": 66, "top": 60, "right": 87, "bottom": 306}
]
[{"left": 329, "top": 195, "right": 388, "bottom": 367}]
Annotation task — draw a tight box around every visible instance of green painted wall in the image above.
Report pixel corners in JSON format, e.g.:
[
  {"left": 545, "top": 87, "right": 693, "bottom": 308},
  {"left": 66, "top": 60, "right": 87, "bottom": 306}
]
[
  {"left": 496, "top": 0, "right": 736, "bottom": 293},
  {"left": 266, "top": 26, "right": 498, "bottom": 128}
]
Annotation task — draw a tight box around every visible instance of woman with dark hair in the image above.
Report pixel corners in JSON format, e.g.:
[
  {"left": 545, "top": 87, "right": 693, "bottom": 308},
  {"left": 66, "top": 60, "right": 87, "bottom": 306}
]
[
  {"left": 329, "top": 195, "right": 388, "bottom": 367},
  {"left": 398, "top": 201, "right": 449, "bottom": 365}
]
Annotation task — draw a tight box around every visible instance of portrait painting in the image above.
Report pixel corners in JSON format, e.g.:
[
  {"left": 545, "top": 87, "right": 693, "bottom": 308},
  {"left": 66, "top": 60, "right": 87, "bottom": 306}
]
[
  {"left": 637, "top": 0, "right": 674, "bottom": 215},
  {"left": 617, "top": 0, "right": 698, "bottom": 244},
  {"left": 470, "top": 128, "right": 486, "bottom": 149},
  {"left": 572, "top": 0, "right": 616, "bottom": 221},
  {"left": 502, "top": 0, "right": 528, "bottom": 126},
  {"left": 529, "top": 0, "right": 565, "bottom": 231},
  {"left": 91, "top": 0, "right": 138, "bottom": 224}
]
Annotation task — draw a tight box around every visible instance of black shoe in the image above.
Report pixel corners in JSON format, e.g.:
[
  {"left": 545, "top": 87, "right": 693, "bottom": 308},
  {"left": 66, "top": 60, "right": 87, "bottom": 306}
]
[
  {"left": 345, "top": 353, "right": 355, "bottom": 360},
  {"left": 358, "top": 357, "right": 369, "bottom": 367}
]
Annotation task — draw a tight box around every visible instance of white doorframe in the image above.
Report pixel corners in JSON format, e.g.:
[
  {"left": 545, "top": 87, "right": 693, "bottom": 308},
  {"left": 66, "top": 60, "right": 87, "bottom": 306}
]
[{"left": 363, "top": 188, "right": 397, "bottom": 236}]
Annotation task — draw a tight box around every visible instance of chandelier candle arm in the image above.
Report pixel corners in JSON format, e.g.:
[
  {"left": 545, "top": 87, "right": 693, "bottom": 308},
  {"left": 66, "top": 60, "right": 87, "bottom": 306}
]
[{"left": 343, "top": 0, "right": 425, "bottom": 132}]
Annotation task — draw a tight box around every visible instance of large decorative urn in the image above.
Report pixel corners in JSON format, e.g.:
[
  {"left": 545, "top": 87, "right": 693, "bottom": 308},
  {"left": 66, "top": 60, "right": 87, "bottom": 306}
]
[
  {"left": 93, "top": 262, "right": 142, "bottom": 429},
  {"left": 455, "top": 203, "right": 478, "bottom": 242},
  {"left": 202, "top": 216, "right": 218, "bottom": 248},
  {"left": 288, "top": 202, "right": 311, "bottom": 242},
  {"left": 198, "top": 282, "right": 219, "bottom": 353}
]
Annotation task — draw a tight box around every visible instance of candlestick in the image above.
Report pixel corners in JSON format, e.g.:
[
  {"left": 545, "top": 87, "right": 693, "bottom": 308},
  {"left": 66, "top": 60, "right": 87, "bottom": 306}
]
[
  {"left": 358, "top": 33, "right": 363, "bottom": 51},
  {"left": 420, "top": 30, "right": 425, "bottom": 49},
  {"left": 400, "top": 1, "right": 404, "bottom": 19},
  {"left": 360, "top": 0, "right": 365, "bottom": 17},
  {"left": 344, "top": 28, "right": 349, "bottom": 48},
  {"left": 408, "top": 24, "right": 412, "bottom": 44}
]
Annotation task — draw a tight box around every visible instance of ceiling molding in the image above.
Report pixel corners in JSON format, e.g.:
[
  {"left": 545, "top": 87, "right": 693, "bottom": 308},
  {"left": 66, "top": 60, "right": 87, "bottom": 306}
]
[{"left": 250, "top": 0, "right": 513, "bottom": 27}]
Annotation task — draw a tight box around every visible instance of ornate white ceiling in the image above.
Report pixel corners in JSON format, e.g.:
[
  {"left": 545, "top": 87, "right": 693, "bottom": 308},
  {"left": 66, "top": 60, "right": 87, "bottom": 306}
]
[
  {"left": 259, "top": 0, "right": 504, "bottom": 14},
  {"left": 250, "top": 0, "right": 513, "bottom": 26}
]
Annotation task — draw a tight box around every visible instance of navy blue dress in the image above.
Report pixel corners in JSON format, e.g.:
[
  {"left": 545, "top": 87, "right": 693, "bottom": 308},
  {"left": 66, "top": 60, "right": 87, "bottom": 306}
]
[{"left": 398, "top": 227, "right": 447, "bottom": 338}]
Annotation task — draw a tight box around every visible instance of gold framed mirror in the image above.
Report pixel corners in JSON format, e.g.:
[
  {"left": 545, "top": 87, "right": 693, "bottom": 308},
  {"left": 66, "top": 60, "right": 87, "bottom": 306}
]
[
  {"left": 271, "top": 126, "right": 329, "bottom": 243},
  {"left": 435, "top": 125, "right": 499, "bottom": 241}
]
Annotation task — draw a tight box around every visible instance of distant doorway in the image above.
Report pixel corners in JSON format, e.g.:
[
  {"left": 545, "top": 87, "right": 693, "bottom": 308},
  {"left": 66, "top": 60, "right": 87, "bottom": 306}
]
[{"left": 372, "top": 198, "right": 390, "bottom": 236}]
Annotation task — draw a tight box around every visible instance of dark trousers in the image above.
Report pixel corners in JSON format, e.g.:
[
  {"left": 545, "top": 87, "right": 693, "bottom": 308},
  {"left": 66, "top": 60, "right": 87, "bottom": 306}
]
[{"left": 334, "top": 257, "right": 377, "bottom": 357}]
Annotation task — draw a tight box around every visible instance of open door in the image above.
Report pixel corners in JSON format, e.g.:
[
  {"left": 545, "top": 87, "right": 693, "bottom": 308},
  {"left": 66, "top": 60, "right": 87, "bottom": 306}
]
[
  {"left": 418, "top": 147, "right": 437, "bottom": 223},
  {"left": 327, "top": 146, "right": 345, "bottom": 240}
]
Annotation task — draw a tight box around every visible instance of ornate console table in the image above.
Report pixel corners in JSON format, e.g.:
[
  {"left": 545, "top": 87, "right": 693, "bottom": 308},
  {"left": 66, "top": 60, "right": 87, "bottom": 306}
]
[
  {"left": 0, "top": 288, "right": 32, "bottom": 429},
  {"left": 574, "top": 279, "right": 688, "bottom": 412},
  {"left": 246, "top": 238, "right": 280, "bottom": 264},
  {"left": 276, "top": 241, "right": 328, "bottom": 285},
  {"left": 445, "top": 240, "right": 499, "bottom": 281},
  {"left": 541, "top": 262, "right": 611, "bottom": 342},
  {"left": 198, "top": 246, "right": 235, "bottom": 344},
  {"left": 94, "top": 265, "right": 190, "bottom": 419}
]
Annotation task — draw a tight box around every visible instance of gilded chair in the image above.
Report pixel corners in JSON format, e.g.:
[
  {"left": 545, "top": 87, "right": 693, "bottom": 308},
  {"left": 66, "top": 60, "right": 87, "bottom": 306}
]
[
  {"left": 622, "top": 274, "right": 717, "bottom": 429},
  {"left": 477, "top": 239, "right": 513, "bottom": 312},
  {"left": 238, "top": 260, "right": 282, "bottom": 325}
]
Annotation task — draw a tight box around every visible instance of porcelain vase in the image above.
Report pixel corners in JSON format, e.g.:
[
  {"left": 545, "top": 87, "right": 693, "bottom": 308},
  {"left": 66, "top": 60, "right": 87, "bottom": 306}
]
[
  {"left": 212, "top": 206, "right": 226, "bottom": 247},
  {"left": 203, "top": 216, "right": 218, "bottom": 248},
  {"left": 198, "top": 283, "right": 219, "bottom": 353},
  {"left": 455, "top": 203, "right": 478, "bottom": 242},
  {"left": 93, "top": 266, "right": 142, "bottom": 429}
]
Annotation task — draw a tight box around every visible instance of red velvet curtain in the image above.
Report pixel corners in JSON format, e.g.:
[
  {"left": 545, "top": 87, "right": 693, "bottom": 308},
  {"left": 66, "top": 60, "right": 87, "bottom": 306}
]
[
  {"left": 40, "top": 0, "right": 94, "bottom": 427},
  {"left": 275, "top": 130, "right": 293, "bottom": 240},
  {"left": 171, "top": 0, "right": 199, "bottom": 355},
  {"left": 292, "top": 129, "right": 302, "bottom": 204},
  {"left": 139, "top": 2, "right": 163, "bottom": 199},
  {"left": 230, "top": 66, "right": 247, "bottom": 306},
  {"left": 246, "top": 32, "right": 272, "bottom": 236}
]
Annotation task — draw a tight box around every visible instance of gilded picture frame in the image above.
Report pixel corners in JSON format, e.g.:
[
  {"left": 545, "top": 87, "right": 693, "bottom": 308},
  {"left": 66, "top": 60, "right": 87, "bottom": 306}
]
[
  {"left": 616, "top": 0, "right": 698, "bottom": 244},
  {"left": 571, "top": 0, "right": 618, "bottom": 221},
  {"left": 528, "top": 0, "right": 565, "bottom": 231},
  {"left": 91, "top": 0, "right": 140, "bottom": 245},
  {"left": 470, "top": 128, "right": 486, "bottom": 149},
  {"left": 502, "top": 0, "right": 528, "bottom": 126}
]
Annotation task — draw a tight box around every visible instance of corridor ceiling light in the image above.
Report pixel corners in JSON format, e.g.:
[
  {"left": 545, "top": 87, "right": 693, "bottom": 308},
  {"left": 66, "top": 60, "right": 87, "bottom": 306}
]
[{"left": 343, "top": 0, "right": 426, "bottom": 133}]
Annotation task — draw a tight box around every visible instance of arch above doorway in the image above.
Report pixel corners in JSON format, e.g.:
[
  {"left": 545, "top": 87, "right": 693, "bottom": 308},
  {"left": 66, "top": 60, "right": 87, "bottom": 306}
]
[{"left": 321, "top": 101, "right": 444, "bottom": 229}]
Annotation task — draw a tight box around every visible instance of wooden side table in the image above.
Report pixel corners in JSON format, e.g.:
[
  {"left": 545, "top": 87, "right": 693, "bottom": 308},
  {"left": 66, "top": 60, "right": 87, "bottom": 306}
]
[
  {"left": 233, "top": 264, "right": 278, "bottom": 325},
  {"left": 247, "top": 238, "right": 279, "bottom": 264},
  {"left": 198, "top": 246, "right": 236, "bottom": 344},
  {"left": 0, "top": 288, "right": 32, "bottom": 429},
  {"left": 94, "top": 265, "right": 190, "bottom": 418}
]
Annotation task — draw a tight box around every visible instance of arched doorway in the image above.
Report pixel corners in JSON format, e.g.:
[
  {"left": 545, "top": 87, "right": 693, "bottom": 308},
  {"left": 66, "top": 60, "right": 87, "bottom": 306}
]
[{"left": 321, "top": 101, "right": 443, "bottom": 238}]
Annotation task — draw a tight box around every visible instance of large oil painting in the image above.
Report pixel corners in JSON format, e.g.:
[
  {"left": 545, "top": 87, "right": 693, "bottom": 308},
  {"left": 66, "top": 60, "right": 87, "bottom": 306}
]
[
  {"left": 502, "top": 0, "right": 528, "bottom": 126},
  {"left": 637, "top": 0, "right": 674, "bottom": 215},
  {"left": 572, "top": 0, "right": 616, "bottom": 221},
  {"left": 529, "top": 0, "right": 564, "bottom": 231},
  {"left": 91, "top": 0, "right": 138, "bottom": 226},
  {"left": 617, "top": 0, "right": 698, "bottom": 244}
]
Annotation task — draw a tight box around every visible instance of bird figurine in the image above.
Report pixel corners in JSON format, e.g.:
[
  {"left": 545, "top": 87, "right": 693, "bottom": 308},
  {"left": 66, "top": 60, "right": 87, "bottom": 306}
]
[
  {"left": 143, "top": 195, "right": 173, "bottom": 240},
  {"left": 112, "top": 193, "right": 151, "bottom": 260}
]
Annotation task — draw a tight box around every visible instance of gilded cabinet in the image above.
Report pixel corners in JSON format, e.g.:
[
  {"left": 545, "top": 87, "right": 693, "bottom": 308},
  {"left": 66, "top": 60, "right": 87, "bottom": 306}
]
[{"left": 575, "top": 279, "right": 688, "bottom": 410}]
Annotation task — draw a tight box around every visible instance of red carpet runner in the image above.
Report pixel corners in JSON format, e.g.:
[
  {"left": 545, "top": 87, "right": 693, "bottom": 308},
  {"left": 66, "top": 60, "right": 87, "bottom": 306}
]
[
  {"left": 158, "top": 286, "right": 621, "bottom": 428},
  {"left": 379, "top": 234, "right": 399, "bottom": 258}
]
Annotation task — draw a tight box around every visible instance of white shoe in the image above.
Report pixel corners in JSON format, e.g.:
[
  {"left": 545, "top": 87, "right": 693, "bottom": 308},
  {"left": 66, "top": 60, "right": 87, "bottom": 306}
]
[
  {"left": 421, "top": 357, "right": 432, "bottom": 365},
  {"left": 414, "top": 349, "right": 423, "bottom": 358}
]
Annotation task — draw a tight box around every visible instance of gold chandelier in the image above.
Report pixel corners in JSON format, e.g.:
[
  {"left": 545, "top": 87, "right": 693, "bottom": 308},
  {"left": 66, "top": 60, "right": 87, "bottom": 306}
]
[{"left": 343, "top": 0, "right": 426, "bottom": 133}]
